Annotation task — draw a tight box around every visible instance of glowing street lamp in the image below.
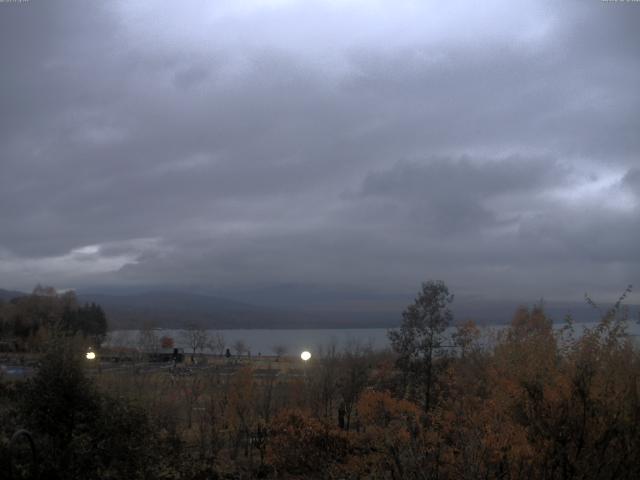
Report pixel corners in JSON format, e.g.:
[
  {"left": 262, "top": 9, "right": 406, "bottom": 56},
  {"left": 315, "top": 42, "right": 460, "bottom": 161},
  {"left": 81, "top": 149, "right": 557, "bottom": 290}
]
[
  {"left": 86, "top": 350, "right": 96, "bottom": 360},
  {"left": 300, "top": 350, "right": 311, "bottom": 382}
]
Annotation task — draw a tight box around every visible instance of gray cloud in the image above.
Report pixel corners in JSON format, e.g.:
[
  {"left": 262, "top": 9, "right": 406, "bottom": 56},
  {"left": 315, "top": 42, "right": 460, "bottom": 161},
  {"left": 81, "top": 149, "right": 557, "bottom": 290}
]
[{"left": 0, "top": 0, "right": 639, "bottom": 305}]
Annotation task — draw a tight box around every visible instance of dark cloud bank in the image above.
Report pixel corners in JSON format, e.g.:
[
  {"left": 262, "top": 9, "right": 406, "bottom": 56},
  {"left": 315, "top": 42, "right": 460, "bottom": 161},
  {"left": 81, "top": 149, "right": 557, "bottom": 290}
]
[{"left": 1, "top": 0, "right": 639, "bottom": 323}]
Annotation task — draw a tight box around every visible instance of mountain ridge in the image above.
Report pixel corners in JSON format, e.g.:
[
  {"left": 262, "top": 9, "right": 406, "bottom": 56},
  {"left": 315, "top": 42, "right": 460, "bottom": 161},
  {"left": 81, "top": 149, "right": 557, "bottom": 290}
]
[{"left": 1, "top": 287, "right": 638, "bottom": 330}]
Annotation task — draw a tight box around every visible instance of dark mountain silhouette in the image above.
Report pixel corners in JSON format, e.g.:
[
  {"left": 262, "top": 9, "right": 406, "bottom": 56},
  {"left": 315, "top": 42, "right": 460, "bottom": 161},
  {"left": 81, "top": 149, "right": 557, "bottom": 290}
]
[
  {"left": 1, "top": 286, "right": 637, "bottom": 329},
  {"left": 0, "top": 288, "right": 26, "bottom": 301},
  {"left": 77, "top": 291, "right": 291, "bottom": 329}
]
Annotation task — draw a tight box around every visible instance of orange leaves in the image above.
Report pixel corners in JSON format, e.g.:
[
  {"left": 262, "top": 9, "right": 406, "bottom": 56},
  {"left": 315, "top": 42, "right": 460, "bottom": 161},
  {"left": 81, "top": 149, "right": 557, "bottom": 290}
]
[
  {"left": 227, "top": 366, "right": 255, "bottom": 430},
  {"left": 87, "top": 298, "right": 640, "bottom": 478},
  {"left": 357, "top": 389, "right": 419, "bottom": 428},
  {"left": 160, "top": 336, "right": 174, "bottom": 349},
  {"left": 263, "top": 302, "right": 640, "bottom": 478},
  {"left": 452, "top": 319, "right": 481, "bottom": 356},
  {"left": 267, "top": 409, "right": 349, "bottom": 477}
]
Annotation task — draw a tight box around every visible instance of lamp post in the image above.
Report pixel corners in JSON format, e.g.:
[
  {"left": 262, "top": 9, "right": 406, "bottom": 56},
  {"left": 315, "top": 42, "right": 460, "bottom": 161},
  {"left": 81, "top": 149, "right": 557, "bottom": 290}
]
[
  {"left": 86, "top": 349, "right": 100, "bottom": 373},
  {"left": 301, "top": 350, "right": 311, "bottom": 381}
]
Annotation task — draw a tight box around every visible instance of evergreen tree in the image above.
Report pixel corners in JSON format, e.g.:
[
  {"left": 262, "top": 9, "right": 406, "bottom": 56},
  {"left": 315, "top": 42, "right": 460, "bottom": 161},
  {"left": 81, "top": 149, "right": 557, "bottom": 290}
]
[{"left": 388, "top": 280, "right": 453, "bottom": 412}]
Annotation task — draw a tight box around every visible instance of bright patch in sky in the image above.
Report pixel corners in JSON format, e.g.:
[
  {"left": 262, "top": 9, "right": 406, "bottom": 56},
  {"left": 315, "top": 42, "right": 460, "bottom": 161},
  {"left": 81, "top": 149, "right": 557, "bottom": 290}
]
[
  {"left": 73, "top": 245, "right": 101, "bottom": 255},
  {"left": 552, "top": 170, "right": 636, "bottom": 212}
]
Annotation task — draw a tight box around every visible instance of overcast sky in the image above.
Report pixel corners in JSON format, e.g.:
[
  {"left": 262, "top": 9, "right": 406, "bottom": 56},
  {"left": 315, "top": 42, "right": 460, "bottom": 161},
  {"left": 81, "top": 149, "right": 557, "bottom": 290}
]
[{"left": 1, "top": 0, "right": 639, "bottom": 304}]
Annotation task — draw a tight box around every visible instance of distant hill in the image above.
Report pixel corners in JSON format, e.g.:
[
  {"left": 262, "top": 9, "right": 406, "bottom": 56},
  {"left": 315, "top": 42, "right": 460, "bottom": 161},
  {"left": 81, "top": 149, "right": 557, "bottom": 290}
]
[
  {"left": 77, "top": 291, "right": 293, "bottom": 329},
  {"left": 2, "top": 286, "right": 638, "bottom": 330},
  {"left": 451, "top": 299, "right": 635, "bottom": 326},
  {"left": 70, "top": 291, "right": 640, "bottom": 330},
  {"left": 81, "top": 291, "right": 407, "bottom": 330},
  {"left": 0, "top": 288, "right": 26, "bottom": 301}
]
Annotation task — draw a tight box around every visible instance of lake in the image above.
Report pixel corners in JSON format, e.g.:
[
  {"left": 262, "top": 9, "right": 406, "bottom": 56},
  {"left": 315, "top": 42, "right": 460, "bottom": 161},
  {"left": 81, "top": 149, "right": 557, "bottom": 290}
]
[
  {"left": 107, "top": 328, "right": 392, "bottom": 356},
  {"left": 106, "top": 320, "right": 640, "bottom": 357}
]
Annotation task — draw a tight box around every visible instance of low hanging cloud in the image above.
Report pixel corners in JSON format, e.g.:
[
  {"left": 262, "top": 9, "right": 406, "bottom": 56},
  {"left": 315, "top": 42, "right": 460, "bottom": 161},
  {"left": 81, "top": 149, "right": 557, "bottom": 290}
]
[{"left": 0, "top": 0, "right": 639, "bottom": 304}]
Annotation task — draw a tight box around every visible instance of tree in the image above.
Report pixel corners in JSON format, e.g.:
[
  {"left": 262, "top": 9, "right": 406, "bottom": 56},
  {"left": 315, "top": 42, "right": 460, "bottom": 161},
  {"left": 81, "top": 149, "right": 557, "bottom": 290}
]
[
  {"left": 177, "top": 374, "right": 204, "bottom": 429},
  {"left": 16, "top": 333, "right": 174, "bottom": 479},
  {"left": 228, "top": 366, "right": 255, "bottom": 459},
  {"left": 310, "top": 342, "right": 340, "bottom": 419},
  {"left": 181, "top": 324, "right": 209, "bottom": 362},
  {"left": 273, "top": 344, "right": 287, "bottom": 361},
  {"left": 80, "top": 303, "right": 108, "bottom": 346},
  {"left": 4, "top": 288, "right": 108, "bottom": 351},
  {"left": 338, "top": 340, "right": 371, "bottom": 431},
  {"left": 32, "top": 284, "right": 57, "bottom": 297},
  {"left": 452, "top": 319, "right": 481, "bottom": 358},
  {"left": 207, "top": 331, "right": 225, "bottom": 356},
  {"left": 268, "top": 409, "right": 348, "bottom": 477},
  {"left": 137, "top": 322, "right": 159, "bottom": 358},
  {"left": 388, "top": 280, "right": 453, "bottom": 412},
  {"left": 233, "top": 339, "right": 248, "bottom": 357},
  {"left": 62, "top": 302, "right": 108, "bottom": 347},
  {"left": 160, "top": 335, "right": 174, "bottom": 349}
]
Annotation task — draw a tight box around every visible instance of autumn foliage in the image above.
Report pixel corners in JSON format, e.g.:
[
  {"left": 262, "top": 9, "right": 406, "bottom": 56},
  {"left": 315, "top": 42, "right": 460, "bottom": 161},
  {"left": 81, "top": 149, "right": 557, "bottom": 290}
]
[{"left": 2, "top": 285, "right": 640, "bottom": 479}]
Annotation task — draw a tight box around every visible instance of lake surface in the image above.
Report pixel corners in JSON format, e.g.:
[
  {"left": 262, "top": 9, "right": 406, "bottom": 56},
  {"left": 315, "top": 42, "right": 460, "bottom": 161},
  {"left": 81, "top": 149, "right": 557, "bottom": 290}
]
[
  {"left": 106, "top": 321, "right": 640, "bottom": 357},
  {"left": 107, "top": 328, "right": 392, "bottom": 356}
]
